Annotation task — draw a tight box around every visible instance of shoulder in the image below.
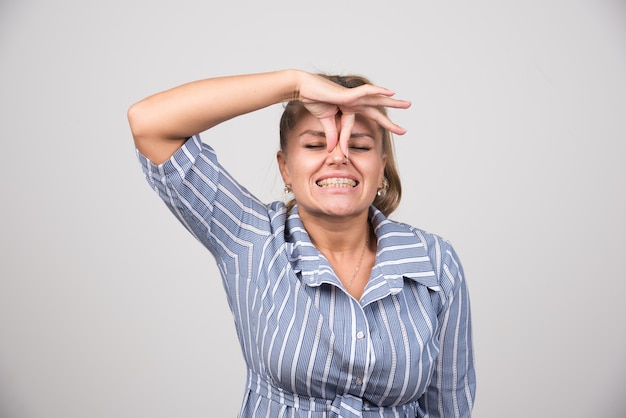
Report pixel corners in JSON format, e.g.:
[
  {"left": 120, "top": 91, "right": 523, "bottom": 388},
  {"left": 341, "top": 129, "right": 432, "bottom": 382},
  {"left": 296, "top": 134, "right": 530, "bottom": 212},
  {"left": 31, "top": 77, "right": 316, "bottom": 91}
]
[
  {"left": 406, "top": 224, "right": 455, "bottom": 264},
  {"left": 371, "top": 207, "right": 455, "bottom": 261},
  {"left": 378, "top": 214, "right": 454, "bottom": 261},
  {"left": 389, "top": 218, "right": 464, "bottom": 294}
]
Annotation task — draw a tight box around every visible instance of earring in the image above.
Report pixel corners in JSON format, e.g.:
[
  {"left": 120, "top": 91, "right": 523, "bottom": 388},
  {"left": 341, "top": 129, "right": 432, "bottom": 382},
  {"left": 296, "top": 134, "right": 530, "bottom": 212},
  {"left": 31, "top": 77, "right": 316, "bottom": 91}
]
[
  {"left": 377, "top": 177, "right": 389, "bottom": 197},
  {"left": 284, "top": 184, "right": 292, "bottom": 194}
]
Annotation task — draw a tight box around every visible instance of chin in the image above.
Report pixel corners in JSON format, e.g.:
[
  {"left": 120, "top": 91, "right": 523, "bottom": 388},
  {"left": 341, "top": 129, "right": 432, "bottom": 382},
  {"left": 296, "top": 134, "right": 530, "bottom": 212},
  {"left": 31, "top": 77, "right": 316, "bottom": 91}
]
[
  {"left": 320, "top": 203, "right": 368, "bottom": 218},
  {"left": 298, "top": 193, "right": 371, "bottom": 219}
]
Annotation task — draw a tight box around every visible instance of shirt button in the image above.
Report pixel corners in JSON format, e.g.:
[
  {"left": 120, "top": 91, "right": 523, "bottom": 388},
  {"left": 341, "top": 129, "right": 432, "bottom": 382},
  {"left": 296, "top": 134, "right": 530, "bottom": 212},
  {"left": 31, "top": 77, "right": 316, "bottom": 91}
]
[
  {"left": 355, "top": 377, "right": 363, "bottom": 385},
  {"left": 356, "top": 331, "right": 365, "bottom": 339}
]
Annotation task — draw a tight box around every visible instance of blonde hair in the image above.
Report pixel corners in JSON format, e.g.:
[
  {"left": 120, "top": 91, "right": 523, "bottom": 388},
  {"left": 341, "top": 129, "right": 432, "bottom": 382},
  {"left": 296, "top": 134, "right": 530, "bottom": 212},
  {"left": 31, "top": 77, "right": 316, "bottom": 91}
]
[{"left": 279, "top": 74, "right": 402, "bottom": 216}]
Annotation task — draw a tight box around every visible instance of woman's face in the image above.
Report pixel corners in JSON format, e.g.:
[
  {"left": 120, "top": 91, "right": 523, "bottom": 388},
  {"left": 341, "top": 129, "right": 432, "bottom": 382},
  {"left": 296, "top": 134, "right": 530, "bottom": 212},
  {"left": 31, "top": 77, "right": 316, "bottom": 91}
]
[{"left": 277, "top": 111, "right": 387, "bottom": 220}]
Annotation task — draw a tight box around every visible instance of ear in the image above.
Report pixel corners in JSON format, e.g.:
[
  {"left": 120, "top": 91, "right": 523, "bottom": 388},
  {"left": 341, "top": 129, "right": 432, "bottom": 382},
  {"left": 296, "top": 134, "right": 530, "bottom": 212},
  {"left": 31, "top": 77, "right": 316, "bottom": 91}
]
[{"left": 276, "top": 151, "right": 291, "bottom": 185}]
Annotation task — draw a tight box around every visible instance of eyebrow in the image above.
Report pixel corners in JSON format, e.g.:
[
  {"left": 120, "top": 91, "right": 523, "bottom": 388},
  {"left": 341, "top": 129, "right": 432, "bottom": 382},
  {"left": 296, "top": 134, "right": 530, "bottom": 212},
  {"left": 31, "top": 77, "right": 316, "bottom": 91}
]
[
  {"left": 298, "top": 130, "right": 375, "bottom": 140},
  {"left": 351, "top": 132, "right": 376, "bottom": 140},
  {"left": 298, "top": 130, "right": 326, "bottom": 138}
]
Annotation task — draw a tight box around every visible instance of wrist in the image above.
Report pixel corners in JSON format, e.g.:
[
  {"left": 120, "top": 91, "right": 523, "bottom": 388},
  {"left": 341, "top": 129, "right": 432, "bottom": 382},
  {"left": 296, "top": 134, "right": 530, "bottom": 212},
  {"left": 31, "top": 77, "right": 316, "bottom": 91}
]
[{"left": 277, "top": 69, "right": 306, "bottom": 102}]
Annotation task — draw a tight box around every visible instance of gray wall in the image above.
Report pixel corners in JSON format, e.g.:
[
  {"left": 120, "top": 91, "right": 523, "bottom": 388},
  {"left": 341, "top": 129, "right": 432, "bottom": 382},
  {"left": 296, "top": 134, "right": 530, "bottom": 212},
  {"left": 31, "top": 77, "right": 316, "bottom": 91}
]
[{"left": 1, "top": 0, "right": 625, "bottom": 417}]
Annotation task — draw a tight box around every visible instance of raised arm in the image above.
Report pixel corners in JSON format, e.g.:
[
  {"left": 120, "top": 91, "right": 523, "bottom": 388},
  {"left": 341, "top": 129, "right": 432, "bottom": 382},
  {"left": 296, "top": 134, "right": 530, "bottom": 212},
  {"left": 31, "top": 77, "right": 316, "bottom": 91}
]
[
  {"left": 127, "top": 69, "right": 410, "bottom": 164},
  {"left": 128, "top": 70, "right": 299, "bottom": 164}
]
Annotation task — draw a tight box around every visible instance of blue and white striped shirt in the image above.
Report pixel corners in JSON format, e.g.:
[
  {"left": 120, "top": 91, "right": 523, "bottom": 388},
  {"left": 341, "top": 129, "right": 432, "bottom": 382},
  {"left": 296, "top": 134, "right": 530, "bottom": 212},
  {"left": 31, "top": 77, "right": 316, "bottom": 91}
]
[{"left": 138, "top": 135, "right": 475, "bottom": 417}]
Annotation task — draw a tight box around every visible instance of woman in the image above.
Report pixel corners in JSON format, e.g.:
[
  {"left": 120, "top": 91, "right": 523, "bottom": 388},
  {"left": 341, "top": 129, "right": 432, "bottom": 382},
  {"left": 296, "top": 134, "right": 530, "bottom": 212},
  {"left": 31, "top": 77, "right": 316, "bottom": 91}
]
[{"left": 128, "top": 69, "right": 476, "bottom": 417}]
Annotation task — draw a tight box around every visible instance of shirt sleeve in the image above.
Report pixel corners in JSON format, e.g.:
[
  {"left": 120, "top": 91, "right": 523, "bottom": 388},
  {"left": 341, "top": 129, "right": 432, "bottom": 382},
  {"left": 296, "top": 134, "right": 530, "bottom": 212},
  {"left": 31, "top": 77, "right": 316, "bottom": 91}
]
[
  {"left": 420, "top": 237, "right": 476, "bottom": 417},
  {"left": 136, "top": 135, "right": 271, "bottom": 262}
]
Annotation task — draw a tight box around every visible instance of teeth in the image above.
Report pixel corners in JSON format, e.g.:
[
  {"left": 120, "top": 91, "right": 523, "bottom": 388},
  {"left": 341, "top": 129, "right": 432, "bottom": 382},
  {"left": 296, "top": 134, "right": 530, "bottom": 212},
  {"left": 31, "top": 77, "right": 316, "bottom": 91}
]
[{"left": 316, "top": 178, "right": 357, "bottom": 188}]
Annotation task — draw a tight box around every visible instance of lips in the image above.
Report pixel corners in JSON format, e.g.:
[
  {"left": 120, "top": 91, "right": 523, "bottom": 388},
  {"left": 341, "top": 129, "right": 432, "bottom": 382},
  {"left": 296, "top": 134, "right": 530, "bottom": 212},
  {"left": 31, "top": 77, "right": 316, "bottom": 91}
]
[{"left": 316, "top": 177, "right": 358, "bottom": 188}]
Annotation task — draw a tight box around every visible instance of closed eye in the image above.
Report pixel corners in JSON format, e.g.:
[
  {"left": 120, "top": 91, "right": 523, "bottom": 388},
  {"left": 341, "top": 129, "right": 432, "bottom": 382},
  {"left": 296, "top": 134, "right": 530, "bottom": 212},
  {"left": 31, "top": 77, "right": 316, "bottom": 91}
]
[
  {"left": 349, "top": 145, "right": 372, "bottom": 151},
  {"left": 348, "top": 133, "right": 375, "bottom": 152}
]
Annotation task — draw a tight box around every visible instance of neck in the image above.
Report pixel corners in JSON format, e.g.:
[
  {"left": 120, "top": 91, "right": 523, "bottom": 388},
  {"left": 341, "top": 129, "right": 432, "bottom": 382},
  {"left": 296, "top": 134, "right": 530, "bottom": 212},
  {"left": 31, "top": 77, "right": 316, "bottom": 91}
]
[
  {"left": 299, "top": 211, "right": 376, "bottom": 301},
  {"left": 300, "top": 211, "right": 371, "bottom": 254}
]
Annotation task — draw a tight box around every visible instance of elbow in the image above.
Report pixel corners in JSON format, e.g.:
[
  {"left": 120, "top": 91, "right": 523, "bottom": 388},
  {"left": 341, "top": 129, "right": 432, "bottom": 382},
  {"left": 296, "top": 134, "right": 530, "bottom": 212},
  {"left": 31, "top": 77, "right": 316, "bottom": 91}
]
[
  {"left": 127, "top": 99, "right": 157, "bottom": 151},
  {"left": 127, "top": 99, "right": 157, "bottom": 158},
  {"left": 127, "top": 100, "right": 149, "bottom": 144},
  {"left": 126, "top": 99, "right": 184, "bottom": 165}
]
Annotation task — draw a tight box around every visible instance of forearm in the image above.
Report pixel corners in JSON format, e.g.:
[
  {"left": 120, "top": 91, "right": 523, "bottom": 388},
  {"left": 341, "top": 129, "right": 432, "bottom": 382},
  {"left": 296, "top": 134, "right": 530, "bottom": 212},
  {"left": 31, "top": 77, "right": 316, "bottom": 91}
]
[{"left": 128, "top": 69, "right": 302, "bottom": 163}]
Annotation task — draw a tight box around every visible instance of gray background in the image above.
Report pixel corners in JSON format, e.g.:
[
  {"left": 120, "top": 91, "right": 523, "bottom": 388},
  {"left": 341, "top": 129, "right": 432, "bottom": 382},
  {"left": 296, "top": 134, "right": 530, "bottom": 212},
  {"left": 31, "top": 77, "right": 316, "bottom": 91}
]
[{"left": 1, "top": 0, "right": 625, "bottom": 417}]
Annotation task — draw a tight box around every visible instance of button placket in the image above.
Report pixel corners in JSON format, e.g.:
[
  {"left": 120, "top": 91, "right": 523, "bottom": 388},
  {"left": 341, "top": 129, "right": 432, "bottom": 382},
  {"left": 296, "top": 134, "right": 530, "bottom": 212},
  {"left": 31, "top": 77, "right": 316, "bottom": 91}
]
[{"left": 349, "top": 305, "right": 371, "bottom": 392}]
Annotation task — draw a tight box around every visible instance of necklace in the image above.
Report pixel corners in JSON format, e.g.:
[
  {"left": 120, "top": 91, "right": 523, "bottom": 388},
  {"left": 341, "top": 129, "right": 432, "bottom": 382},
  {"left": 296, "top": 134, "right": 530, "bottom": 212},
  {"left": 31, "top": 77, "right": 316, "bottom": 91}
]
[{"left": 345, "top": 234, "right": 370, "bottom": 291}]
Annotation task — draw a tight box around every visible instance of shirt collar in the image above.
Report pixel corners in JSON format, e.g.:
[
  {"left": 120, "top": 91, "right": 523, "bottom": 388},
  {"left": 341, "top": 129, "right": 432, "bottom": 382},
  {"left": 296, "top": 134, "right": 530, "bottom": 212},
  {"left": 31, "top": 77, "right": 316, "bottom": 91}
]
[
  {"left": 368, "top": 207, "right": 439, "bottom": 295},
  {"left": 285, "top": 205, "right": 439, "bottom": 292},
  {"left": 284, "top": 205, "right": 335, "bottom": 287}
]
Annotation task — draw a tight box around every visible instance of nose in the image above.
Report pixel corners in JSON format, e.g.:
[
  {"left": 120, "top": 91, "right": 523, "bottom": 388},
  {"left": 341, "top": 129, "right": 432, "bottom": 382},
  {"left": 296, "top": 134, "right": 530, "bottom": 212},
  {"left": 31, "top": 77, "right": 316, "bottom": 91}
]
[{"left": 327, "top": 144, "right": 348, "bottom": 165}]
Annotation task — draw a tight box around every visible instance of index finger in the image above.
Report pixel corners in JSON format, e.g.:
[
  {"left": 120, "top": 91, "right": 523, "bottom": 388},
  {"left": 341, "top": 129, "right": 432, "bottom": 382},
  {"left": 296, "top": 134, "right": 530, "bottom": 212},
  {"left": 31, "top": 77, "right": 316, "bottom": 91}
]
[
  {"left": 318, "top": 116, "right": 339, "bottom": 152},
  {"left": 338, "top": 113, "right": 355, "bottom": 157}
]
